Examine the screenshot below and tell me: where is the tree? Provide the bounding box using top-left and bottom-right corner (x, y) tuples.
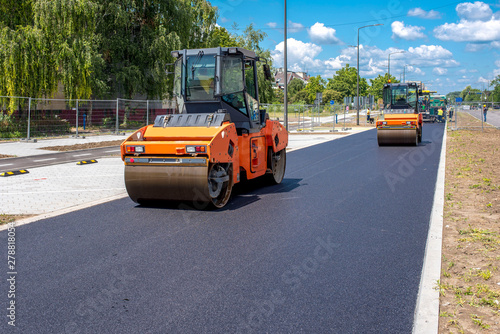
(460, 85), (481, 102)
(208, 26), (238, 48)
(446, 91), (461, 102)
(304, 76), (326, 104)
(367, 73), (400, 100)
(94, 0), (218, 99)
(322, 89), (343, 104)
(290, 90), (308, 104)
(0, 0), (100, 111)
(327, 64), (368, 101)
(288, 78), (305, 98)
(491, 75), (500, 102)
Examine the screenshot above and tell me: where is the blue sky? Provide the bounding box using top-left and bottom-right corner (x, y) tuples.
(211, 0), (500, 94)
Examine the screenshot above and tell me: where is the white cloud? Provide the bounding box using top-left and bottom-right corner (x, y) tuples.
(288, 20), (305, 33)
(272, 38), (323, 70)
(414, 68), (425, 75)
(308, 22), (341, 45)
(433, 67), (448, 75)
(478, 76), (490, 83)
(407, 8), (442, 19)
(456, 1), (492, 21)
(273, 40), (458, 83)
(220, 17), (230, 23)
(434, 18), (500, 42)
(495, 60), (500, 67)
(266, 22), (277, 28)
(391, 21), (426, 40)
(434, 2), (500, 43)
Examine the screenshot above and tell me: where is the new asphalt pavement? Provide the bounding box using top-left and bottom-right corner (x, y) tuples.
(0, 124), (445, 333)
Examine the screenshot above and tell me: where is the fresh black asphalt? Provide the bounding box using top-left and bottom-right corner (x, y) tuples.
(0, 146), (121, 172)
(1, 124), (445, 333)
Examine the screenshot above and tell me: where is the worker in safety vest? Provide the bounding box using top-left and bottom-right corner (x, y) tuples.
(438, 108), (444, 122)
(366, 108), (370, 123)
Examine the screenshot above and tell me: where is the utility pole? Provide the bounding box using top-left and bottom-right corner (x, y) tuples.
(284, 0), (288, 131)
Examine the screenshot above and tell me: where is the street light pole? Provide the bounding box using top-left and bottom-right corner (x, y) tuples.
(388, 51), (405, 81)
(403, 64), (415, 83)
(356, 23), (383, 125)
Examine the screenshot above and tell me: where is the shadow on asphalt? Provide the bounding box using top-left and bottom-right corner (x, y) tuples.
(132, 177), (302, 212)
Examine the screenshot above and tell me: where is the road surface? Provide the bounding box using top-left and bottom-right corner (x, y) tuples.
(1, 124), (445, 333)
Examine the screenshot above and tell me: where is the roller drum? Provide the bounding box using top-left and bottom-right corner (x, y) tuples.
(125, 165), (212, 204)
(377, 129), (418, 146)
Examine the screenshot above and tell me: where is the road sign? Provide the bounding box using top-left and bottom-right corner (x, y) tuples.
(330, 100), (335, 105)
(455, 97), (463, 102)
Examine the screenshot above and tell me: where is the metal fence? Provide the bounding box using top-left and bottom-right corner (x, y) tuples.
(0, 97), (380, 139)
(0, 96), (176, 140)
(448, 102), (500, 131)
(262, 103), (376, 131)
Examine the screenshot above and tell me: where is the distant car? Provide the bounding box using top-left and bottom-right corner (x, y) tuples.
(494, 105), (500, 109)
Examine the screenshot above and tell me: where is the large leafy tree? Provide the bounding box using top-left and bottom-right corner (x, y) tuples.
(208, 26), (238, 48)
(0, 0), (220, 109)
(327, 64), (368, 101)
(234, 24), (274, 103)
(95, 0), (217, 99)
(0, 0), (100, 111)
(304, 75), (326, 104)
(367, 73), (399, 100)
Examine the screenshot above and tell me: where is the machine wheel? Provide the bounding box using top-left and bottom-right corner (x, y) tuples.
(207, 163), (233, 209)
(267, 149), (286, 184)
(418, 127), (422, 143)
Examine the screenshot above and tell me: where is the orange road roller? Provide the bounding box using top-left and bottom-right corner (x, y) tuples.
(121, 47), (288, 208)
(376, 83), (423, 146)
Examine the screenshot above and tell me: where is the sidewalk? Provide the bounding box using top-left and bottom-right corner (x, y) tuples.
(0, 128), (373, 216)
(0, 133), (129, 157)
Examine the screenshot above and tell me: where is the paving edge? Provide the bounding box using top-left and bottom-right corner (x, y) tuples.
(0, 192), (128, 232)
(412, 125), (447, 333)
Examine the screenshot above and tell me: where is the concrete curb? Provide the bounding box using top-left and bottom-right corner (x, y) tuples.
(412, 125), (447, 333)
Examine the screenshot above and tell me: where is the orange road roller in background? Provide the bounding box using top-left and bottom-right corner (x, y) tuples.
(121, 47), (288, 208)
(376, 82), (423, 146)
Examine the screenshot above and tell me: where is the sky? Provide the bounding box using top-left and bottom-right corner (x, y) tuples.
(210, 0), (500, 94)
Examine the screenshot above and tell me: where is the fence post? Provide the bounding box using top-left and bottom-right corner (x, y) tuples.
(75, 99), (79, 138)
(115, 98), (119, 134)
(146, 100), (149, 125)
(27, 97), (31, 140)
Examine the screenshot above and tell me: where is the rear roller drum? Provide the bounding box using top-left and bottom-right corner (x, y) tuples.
(267, 149), (286, 184)
(207, 163), (233, 208)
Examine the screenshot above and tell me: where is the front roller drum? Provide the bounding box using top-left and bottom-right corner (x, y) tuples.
(377, 129), (418, 146)
(124, 163), (233, 209)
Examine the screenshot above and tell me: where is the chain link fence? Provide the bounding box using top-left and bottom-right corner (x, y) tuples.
(448, 102), (500, 131)
(0, 96), (176, 140)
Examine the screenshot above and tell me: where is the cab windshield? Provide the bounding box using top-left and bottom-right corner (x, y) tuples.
(391, 86), (408, 106)
(185, 54), (216, 101)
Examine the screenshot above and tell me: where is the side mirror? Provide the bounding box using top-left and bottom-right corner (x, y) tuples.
(263, 64), (272, 81)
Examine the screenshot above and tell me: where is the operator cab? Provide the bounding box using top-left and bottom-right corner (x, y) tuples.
(171, 47), (270, 134)
(383, 83), (418, 114)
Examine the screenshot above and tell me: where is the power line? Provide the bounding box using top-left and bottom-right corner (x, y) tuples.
(224, 2), (461, 31)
